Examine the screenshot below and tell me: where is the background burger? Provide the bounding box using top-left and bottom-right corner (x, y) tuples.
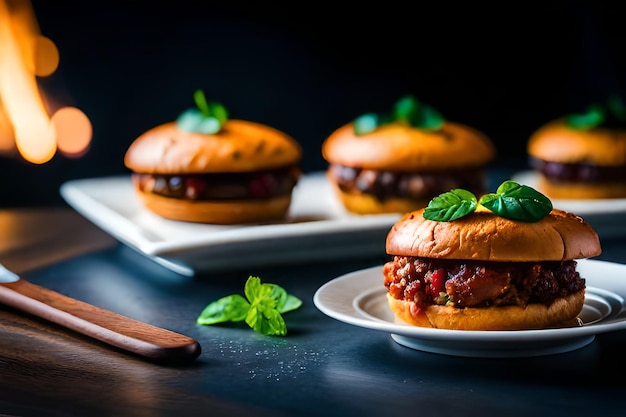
(383, 181), (602, 330)
(321, 95), (496, 215)
(124, 90), (302, 224)
(527, 95), (626, 199)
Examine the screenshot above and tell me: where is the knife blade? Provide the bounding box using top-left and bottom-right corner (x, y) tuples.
(0, 263), (201, 363)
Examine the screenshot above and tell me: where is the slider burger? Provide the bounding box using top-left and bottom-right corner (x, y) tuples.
(321, 95), (496, 214)
(383, 180), (602, 330)
(528, 95), (626, 199)
(124, 90), (302, 224)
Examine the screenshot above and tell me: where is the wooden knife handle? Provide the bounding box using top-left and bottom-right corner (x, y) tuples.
(0, 280), (201, 363)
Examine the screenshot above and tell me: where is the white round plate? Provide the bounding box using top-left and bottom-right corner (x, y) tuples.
(313, 259), (626, 358)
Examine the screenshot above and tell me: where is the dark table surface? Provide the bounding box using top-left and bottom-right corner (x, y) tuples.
(1, 178), (626, 417)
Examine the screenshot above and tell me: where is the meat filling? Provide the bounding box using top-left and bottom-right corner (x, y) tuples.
(383, 256), (585, 309)
(530, 157), (626, 182)
(133, 167), (300, 200)
(329, 164), (488, 202)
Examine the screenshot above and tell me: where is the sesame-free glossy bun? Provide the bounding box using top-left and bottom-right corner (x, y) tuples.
(528, 119), (626, 165)
(124, 120), (301, 174)
(322, 121), (495, 171)
(386, 208), (602, 262)
(387, 291), (585, 330)
(528, 119), (626, 199)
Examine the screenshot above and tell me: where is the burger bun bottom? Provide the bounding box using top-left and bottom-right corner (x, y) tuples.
(135, 189), (292, 224)
(329, 182), (429, 215)
(537, 176), (626, 199)
(386, 291), (585, 330)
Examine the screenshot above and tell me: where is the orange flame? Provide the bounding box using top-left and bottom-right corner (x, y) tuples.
(0, 0), (91, 164)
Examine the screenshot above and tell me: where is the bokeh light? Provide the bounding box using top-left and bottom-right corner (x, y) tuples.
(0, 0), (91, 164)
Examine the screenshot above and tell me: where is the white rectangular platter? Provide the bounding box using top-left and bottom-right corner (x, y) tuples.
(60, 172), (400, 276)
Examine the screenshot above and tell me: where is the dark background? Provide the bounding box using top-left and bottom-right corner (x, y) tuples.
(3, 0), (626, 206)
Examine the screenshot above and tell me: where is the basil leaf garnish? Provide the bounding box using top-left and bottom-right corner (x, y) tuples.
(478, 180), (553, 222)
(353, 113), (380, 135)
(565, 103), (605, 130)
(422, 180), (554, 223)
(176, 89), (228, 134)
(423, 189), (478, 222)
(394, 95), (444, 130)
(353, 95), (444, 135)
(565, 94), (626, 130)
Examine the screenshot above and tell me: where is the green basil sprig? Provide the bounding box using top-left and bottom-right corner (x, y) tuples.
(422, 189), (478, 222)
(423, 180), (553, 222)
(565, 103), (605, 130)
(196, 276), (302, 336)
(566, 94), (626, 130)
(176, 89), (229, 134)
(353, 95), (444, 135)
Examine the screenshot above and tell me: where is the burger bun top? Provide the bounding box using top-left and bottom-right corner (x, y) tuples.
(528, 119), (626, 166)
(322, 121), (495, 171)
(386, 207), (602, 262)
(124, 120), (302, 174)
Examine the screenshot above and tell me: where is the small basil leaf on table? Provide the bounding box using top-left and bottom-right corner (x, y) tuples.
(196, 276), (302, 336)
(196, 294), (250, 325)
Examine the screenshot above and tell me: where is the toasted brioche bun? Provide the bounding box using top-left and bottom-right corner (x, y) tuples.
(125, 120), (301, 173)
(124, 120), (301, 224)
(528, 119), (626, 199)
(385, 207), (601, 330)
(386, 208), (602, 262)
(322, 121), (495, 171)
(387, 291), (585, 330)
